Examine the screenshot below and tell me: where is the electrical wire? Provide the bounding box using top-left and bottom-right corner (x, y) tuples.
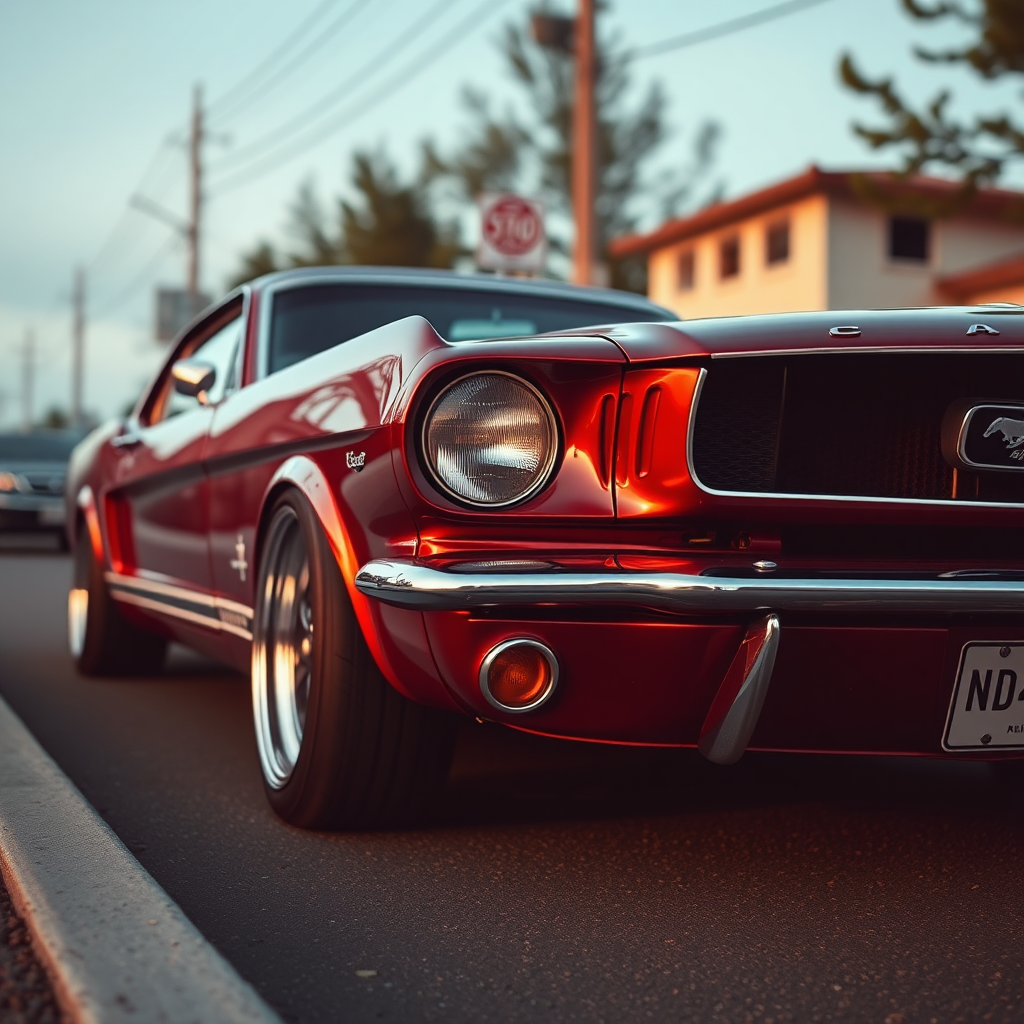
(207, 0), (340, 118)
(210, 0), (515, 196)
(631, 0), (836, 60)
(82, 1), (359, 299)
(211, 0), (462, 173)
(90, 236), (181, 320)
(208, 0), (372, 125)
(85, 137), (182, 277)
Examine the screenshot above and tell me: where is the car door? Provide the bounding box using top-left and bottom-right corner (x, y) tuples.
(107, 299), (244, 613)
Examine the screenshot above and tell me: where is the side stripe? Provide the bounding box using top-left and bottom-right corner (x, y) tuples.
(105, 572), (253, 642)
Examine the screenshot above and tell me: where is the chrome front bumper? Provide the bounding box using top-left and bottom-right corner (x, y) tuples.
(355, 560), (1024, 614)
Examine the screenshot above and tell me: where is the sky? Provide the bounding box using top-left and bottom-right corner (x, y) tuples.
(1, 0), (1019, 429)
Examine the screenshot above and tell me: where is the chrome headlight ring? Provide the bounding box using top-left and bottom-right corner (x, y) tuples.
(420, 370), (560, 509)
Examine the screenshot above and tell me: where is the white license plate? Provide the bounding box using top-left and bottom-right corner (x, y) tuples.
(944, 642), (1024, 750)
(38, 506), (65, 525)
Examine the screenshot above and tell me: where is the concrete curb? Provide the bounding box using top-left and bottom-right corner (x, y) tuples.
(0, 694), (283, 1024)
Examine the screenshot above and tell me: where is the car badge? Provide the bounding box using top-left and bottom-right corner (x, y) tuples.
(942, 401), (1024, 472)
(346, 451), (366, 472)
(230, 534), (248, 581)
(967, 323), (1000, 336)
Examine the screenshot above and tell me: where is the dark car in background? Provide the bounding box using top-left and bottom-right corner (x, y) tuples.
(0, 431), (80, 543)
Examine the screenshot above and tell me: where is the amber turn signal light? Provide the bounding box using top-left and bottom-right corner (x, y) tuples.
(479, 639), (559, 713)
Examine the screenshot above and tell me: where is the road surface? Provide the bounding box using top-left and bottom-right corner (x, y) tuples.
(0, 545), (1021, 1023)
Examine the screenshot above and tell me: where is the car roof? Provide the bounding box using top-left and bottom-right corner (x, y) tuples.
(249, 266), (676, 319)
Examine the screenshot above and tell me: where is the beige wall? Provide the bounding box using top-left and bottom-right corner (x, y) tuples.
(646, 194), (829, 318)
(645, 189), (1024, 317)
(826, 198), (936, 309)
(827, 199), (1024, 309)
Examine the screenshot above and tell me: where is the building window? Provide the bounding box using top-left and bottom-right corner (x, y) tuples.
(766, 220), (790, 265)
(677, 249), (695, 290)
(719, 236), (740, 279)
(889, 216), (930, 262)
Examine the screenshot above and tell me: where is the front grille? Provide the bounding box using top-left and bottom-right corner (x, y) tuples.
(690, 353), (1024, 503)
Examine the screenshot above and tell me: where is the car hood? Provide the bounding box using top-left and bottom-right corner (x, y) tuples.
(586, 306), (1024, 362)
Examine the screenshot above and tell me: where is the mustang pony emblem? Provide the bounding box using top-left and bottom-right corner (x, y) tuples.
(983, 416), (1024, 450)
(230, 534), (248, 581)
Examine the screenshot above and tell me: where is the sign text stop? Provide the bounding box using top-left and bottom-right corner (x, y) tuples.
(476, 193), (546, 273)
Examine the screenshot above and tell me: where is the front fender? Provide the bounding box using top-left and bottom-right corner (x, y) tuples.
(258, 455), (463, 714)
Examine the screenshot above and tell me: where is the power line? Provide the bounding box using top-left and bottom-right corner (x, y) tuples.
(211, 0), (514, 196)
(208, 0), (371, 125)
(211, 0), (462, 175)
(207, 0), (341, 118)
(84, 0), (355, 303)
(90, 236), (181, 321)
(85, 136), (182, 278)
(632, 0), (835, 59)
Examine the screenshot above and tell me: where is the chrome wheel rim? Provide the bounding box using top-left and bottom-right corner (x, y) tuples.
(68, 533), (91, 658)
(67, 587), (88, 657)
(253, 508), (313, 789)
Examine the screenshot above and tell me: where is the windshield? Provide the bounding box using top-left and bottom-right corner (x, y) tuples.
(268, 283), (668, 374)
(0, 433), (78, 462)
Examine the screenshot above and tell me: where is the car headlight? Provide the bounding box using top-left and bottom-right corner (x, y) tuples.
(0, 471), (22, 493)
(422, 372), (558, 507)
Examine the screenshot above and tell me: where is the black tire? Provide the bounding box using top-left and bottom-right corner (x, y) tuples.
(252, 492), (457, 830)
(68, 523), (167, 677)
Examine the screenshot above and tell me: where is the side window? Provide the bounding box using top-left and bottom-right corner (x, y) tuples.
(149, 312), (243, 424)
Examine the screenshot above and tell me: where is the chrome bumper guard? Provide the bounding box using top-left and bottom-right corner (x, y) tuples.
(355, 560), (1024, 614)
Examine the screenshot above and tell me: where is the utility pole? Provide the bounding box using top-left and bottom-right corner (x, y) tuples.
(533, 2), (598, 286)
(572, 0), (596, 286)
(71, 267), (84, 429)
(187, 83), (203, 301)
(21, 330), (34, 433)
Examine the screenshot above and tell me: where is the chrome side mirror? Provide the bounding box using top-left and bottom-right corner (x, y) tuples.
(171, 358), (217, 405)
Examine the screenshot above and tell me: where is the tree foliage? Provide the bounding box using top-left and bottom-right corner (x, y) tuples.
(426, 14), (722, 291)
(840, 0), (1024, 212)
(232, 7), (719, 292)
(230, 149), (459, 288)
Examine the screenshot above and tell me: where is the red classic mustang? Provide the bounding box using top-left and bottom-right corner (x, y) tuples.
(66, 268), (1024, 828)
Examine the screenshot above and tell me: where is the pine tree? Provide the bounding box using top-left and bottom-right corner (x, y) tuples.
(425, 13), (721, 291)
(230, 149), (459, 287)
(840, 0), (1024, 213)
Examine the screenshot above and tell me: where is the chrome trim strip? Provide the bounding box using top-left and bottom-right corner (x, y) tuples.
(110, 590), (223, 631)
(109, 571), (217, 606)
(106, 572), (253, 639)
(216, 596), (254, 618)
(698, 614), (780, 765)
(355, 559), (1024, 614)
(711, 346), (1024, 359)
(685, 364), (1024, 509)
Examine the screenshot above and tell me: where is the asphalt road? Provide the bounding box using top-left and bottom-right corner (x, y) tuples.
(1, 546), (1023, 1023)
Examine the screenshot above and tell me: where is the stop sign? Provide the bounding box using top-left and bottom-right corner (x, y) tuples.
(477, 193), (546, 273)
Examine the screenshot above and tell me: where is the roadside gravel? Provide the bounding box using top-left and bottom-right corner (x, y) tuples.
(0, 870), (62, 1024)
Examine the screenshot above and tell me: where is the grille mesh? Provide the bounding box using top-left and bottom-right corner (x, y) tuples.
(691, 353), (1024, 503)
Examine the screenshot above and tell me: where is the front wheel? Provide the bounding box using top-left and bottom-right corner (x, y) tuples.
(252, 492), (457, 830)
